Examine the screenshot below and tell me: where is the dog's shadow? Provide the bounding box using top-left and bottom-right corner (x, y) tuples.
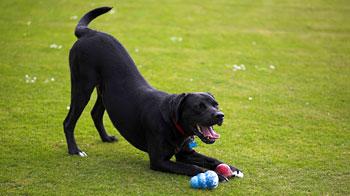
(55, 138), (177, 183)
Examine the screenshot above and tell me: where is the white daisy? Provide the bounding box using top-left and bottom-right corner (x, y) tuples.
(50, 44), (58, 49)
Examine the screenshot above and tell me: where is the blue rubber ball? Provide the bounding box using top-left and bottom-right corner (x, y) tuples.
(197, 173), (207, 188)
(190, 170), (219, 189)
(205, 171), (219, 189)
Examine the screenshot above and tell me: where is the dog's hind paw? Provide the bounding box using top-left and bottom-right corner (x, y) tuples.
(78, 151), (88, 157)
(102, 135), (118, 143)
(69, 150), (88, 157)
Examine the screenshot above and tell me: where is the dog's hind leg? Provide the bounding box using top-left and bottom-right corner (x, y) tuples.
(63, 79), (95, 157)
(91, 87), (117, 142)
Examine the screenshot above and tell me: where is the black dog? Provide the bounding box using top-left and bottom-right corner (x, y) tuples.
(63, 7), (243, 181)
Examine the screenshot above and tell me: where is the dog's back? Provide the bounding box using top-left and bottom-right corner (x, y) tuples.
(70, 7), (147, 86)
(66, 7), (162, 153)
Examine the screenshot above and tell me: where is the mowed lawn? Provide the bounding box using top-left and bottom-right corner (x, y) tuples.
(1, 0), (349, 195)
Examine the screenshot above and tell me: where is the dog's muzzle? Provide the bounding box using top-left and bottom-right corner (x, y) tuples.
(193, 112), (224, 144)
(214, 111), (224, 126)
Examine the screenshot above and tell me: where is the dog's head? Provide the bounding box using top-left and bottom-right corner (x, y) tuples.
(162, 92), (224, 144)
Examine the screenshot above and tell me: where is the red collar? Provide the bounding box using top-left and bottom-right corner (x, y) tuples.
(172, 118), (185, 135)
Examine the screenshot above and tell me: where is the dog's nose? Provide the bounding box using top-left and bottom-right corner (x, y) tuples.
(214, 112), (224, 121)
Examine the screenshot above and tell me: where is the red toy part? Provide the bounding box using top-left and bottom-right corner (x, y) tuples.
(215, 163), (233, 178)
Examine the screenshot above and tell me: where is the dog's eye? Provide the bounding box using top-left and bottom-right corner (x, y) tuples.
(199, 102), (207, 109)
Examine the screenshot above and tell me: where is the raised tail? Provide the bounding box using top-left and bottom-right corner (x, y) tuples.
(75, 6), (112, 38)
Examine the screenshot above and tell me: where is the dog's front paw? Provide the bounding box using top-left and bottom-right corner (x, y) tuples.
(102, 135), (118, 143)
(232, 170), (244, 178)
(229, 166), (244, 178)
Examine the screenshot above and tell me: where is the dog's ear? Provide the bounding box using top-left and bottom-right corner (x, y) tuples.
(160, 93), (189, 124)
(206, 92), (215, 99)
(172, 93), (189, 122)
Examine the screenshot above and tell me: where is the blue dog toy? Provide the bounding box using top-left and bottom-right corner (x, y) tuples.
(188, 137), (198, 150)
(190, 170), (219, 189)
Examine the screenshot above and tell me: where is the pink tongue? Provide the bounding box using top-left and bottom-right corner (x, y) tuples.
(210, 128), (220, 139)
(201, 127), (220, 139)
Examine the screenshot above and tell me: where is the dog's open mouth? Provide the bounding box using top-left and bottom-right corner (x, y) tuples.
(194, 124), (220, 144)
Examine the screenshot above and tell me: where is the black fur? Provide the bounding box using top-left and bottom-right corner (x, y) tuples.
(63, 7), (240, 181)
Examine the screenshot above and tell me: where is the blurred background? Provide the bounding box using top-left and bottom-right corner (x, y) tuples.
(1, 0), (349, 195)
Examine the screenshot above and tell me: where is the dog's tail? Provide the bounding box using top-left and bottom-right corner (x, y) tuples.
(75, 7), (112, 38)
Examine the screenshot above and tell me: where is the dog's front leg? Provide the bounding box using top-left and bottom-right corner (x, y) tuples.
(175, 150), (243, 180)
(175, 150), (222, 170)
(150, 159), (206, 176)
(147, 141), (206, 176)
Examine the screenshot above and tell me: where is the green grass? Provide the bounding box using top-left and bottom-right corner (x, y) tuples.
(1, 0), (349, 195)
